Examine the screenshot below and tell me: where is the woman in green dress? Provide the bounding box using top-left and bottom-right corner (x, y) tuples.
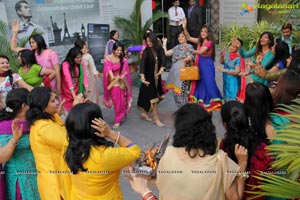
(0, 88), (40, 199)
(18, 49), (55, 87)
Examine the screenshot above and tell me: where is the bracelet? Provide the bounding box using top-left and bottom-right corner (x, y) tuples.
(142, 191), (156, 200)
(127, 143), (136, 148)
(115, 131), (120, 144)
(10, 138), (18, 146)
(236, 171), (249, 180)
(12, 35), (18, 42)
(142, 191), (152, 198)
(69, 87), (74, 91)
(146, 196), (156, 200)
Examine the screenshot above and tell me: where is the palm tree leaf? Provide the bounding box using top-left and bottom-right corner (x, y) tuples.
(113, 0), (168, 46)
(247, 174), (300, 198)
(248, 97), (300, 198)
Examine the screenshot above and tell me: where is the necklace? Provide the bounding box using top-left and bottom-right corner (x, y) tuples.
(110, 55), (119, 63)
(261, 48), (270, 56)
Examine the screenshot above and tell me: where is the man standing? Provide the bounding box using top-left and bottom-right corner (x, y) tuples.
(14, 0), (48, 47)
(168, 0), (185, 48)
(184, 0), (202, 49)
(281, 23), (297, 54)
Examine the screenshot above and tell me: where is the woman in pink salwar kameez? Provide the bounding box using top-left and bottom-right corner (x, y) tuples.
(10, 21), (61, 96)
(61, 47), (88, 112)
(103, 42), (132, 129)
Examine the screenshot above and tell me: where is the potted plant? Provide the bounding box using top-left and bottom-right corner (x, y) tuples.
(113, 0), (168, 47)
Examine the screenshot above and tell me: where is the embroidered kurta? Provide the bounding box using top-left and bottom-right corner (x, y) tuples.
(35, 49), (59, 92)
(223, 53), (241, 101)
(61, 61), (88, 111)
(137, 46), (166, 112)
(0, 73), (22, 108)
(238, 47), (275, 85)
(0, 120), (40, 200)
(103, 56), (132, 123)
(82, 53), (99, 104)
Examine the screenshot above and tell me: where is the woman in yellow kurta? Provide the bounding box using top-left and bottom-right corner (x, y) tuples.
(26, 87), (67, 200)
(62, 103), (141, 200)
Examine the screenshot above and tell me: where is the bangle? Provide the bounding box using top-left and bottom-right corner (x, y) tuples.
(142, 191), (156, 200)
(142, 191), (152, 198)
(127, 143), (135, 148)
(115, 131), (120, 144)
(70, 87), (74, 91)
(236, 171), (249, 180)
(10, 138), (18, 146)
(12, 35), (17, 42)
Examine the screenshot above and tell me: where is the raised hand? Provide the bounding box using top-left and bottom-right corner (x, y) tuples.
(234, 144), (248, 167)
(220, 49), (225, 58)
(57, 99), (66, 116)
(91, 118), (112, 138)
(256, 55), (263, 65)
(182, 18), (187, 29)
(215, 65), (223, 72)
(73, 93), (85, 106)
(232, 38), (241, 49)
(11, 119), (23, 142)
(162, 37), (168, 45)
(11, 20), (20, 33)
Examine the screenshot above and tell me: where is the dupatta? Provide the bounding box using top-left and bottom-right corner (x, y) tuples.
(188, 41), (213, 102)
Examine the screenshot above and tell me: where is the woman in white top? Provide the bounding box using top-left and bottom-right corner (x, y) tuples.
(0, 55), (32, 109)
(75, 39), (100, 104)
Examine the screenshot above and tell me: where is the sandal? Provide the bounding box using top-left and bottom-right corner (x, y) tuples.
(112, 123), (120, 129)
(154, 119), (165, 128)
(140, 113), (152, 122)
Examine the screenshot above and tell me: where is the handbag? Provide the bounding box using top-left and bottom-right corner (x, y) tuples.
(179, 61), (200, 81)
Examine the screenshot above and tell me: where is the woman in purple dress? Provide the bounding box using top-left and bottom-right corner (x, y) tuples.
(183, 20), (223, 111)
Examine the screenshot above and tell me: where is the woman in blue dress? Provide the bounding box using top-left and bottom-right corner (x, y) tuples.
(183, 20), (222, 111)
(217, 40), (242, 101)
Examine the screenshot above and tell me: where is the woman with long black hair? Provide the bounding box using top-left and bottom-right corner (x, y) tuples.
(60, 47), (88, 112)
(103, 42), (132, 129)
(62, 102), (141, 199)
(137, 32), (166, 127)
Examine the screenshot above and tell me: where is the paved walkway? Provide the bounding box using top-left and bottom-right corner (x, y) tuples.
(96, 48), (226, 198)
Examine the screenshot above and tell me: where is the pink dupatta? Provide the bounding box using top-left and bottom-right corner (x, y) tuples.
(103, 56), (132, 110)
